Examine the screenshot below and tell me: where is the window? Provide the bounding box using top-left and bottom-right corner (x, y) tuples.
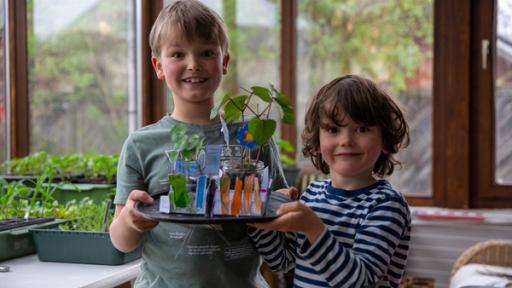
(3, 0), (511, 208)
(27, 0), (138, 154)
(472, 0), (512, 208)
(495, 0), (512, 185)
(295, 0), (434, 197)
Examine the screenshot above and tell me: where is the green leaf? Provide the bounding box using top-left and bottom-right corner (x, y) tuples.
(273, 91), (294, 125)
(248, 118), (276, 145)
(168, 173), (189, 208)
(166, 150), (179, 162)
(251, 86), (272, 103)
(170, 124), (187, 142)
(276, 140), (295, 153)
(279, 154), (297, 168)
(224, 95), (247, 122)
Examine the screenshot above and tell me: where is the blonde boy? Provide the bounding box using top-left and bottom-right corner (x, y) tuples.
(109, 1), (286, 287)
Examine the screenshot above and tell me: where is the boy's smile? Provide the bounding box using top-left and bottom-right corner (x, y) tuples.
(319, 115), (383, 189)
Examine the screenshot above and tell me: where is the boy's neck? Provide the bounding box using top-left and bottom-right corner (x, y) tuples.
(171, 103), (218, 125)
(330, 173), (377, 190)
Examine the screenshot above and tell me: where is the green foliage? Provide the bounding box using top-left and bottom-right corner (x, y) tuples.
(213, 84), (293, 146)
(0, 177), (108, 225)
(298, 0), (433, 94)
(57, 198), (113, 232)
(27, 0), (130, 154)
(167, 124), (204, 163)
(0, 152), (119, 184)
(275, 140), (297, 168)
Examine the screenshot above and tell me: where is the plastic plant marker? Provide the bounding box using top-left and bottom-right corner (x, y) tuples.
(254, 177), (262, 214)
(230, 177), (243, 216)
(220, 175), (230, 215)
(243, 175), (254, 215)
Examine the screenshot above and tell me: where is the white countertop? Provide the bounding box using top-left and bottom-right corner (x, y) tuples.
(0, 254), (141, 288)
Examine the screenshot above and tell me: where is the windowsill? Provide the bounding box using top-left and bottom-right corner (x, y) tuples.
(410, 206), (512, 226)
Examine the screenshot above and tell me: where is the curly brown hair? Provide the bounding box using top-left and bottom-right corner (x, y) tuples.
(302, 75), (410, 177)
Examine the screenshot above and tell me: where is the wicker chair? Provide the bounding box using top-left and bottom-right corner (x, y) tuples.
(450, 239), (512, 278)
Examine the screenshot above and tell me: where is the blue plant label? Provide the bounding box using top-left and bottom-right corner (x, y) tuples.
(195, 175), (207, 209)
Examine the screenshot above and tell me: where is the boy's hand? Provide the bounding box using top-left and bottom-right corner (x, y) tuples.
(121, 190), (159, 232)
(275, 186), (299, 200)
(251, 201), (324, 244)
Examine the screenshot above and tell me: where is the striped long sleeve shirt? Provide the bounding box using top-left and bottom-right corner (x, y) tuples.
(249, 179), (411, 287)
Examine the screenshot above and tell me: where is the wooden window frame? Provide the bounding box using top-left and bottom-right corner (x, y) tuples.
(6, 0), (511, 208)
(471, 0), (512, 208)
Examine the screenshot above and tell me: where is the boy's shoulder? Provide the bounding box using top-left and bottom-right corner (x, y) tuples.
(369, 180), (409, 208)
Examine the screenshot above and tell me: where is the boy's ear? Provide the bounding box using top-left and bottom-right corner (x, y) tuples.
(222, 53), (230, 75)
(151, 55), (165, 80)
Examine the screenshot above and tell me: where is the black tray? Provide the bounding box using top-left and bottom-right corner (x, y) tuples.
(0, 217), (55, 232)
(135, 192), (292, 224)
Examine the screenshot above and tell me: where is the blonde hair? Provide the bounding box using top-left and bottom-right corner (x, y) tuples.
(149, 0), (229, 57)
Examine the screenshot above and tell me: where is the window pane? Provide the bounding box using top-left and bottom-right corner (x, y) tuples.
(296, 0), (434, 196)
(0, 0), (6, 162)
(496, 0), (512, 184)
(28, 0), (137, 154)
(163, 0), (281, 119)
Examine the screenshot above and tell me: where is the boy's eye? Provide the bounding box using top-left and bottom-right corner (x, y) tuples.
(202, 50), (216, 57)
(355, 126), (369, 133)
(322, 126), (339, 134)
(171, 52), (184, 58)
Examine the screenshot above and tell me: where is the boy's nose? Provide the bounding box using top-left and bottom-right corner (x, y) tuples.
(187, 56), (201, 71)
(337, 131), (353, 147)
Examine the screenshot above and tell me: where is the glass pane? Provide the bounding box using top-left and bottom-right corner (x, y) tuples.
(163, 0), (281, 120)
(296, 0), (434, 196)
(496, 0), (512, 184)
(0, 0), (6, 162)
(28, 0), (136, 154)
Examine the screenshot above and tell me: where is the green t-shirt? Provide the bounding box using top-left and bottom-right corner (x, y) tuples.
(115, 115), (287, 288)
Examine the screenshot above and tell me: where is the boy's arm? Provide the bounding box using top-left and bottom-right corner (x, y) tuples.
(295, 196), (410, 287)
(247, 227), (297, 273)
(110, 136), (158, 252)
(109, 190), (158, 252)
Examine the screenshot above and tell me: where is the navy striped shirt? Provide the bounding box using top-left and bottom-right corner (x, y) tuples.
(249, 179), (411, 287)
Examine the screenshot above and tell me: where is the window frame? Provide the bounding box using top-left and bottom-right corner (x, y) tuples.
(471, 0), (512, 208)
(5, 0), (511, 208)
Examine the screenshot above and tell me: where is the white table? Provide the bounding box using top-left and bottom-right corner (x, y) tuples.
(0, 254), (141, 288)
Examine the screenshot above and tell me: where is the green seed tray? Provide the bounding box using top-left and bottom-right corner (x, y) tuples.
(0, 218), (67, 261)
(30, 228), (142, 265)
